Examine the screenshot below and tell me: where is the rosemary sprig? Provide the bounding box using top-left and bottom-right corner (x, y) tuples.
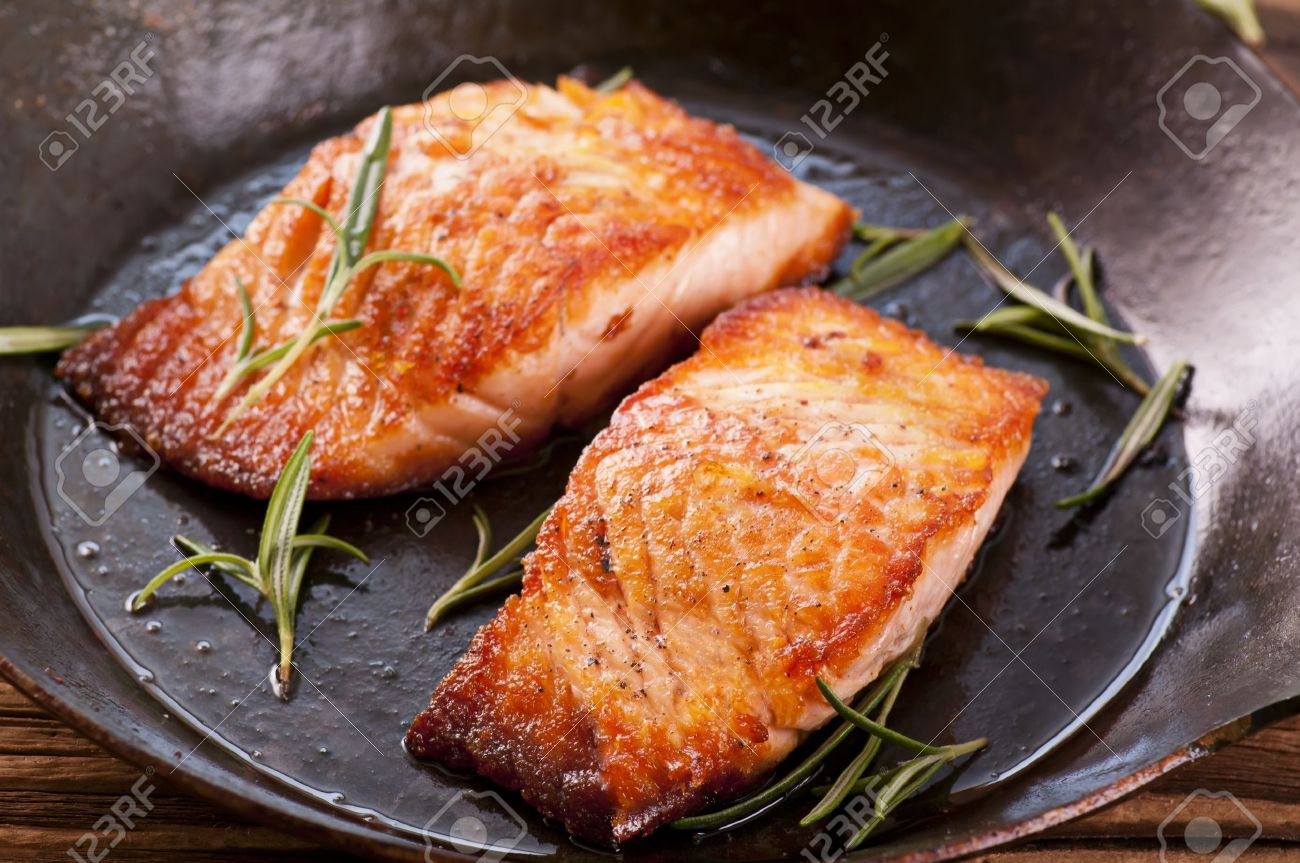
(670, 650), (917, 831)
(814, 677), (942, 753)
(833, 218), (967, 301)
(963, 236), (1144, 344)
(594, 66), (634, 93)
(955, 302), (1148, 391)
(0, 324), (104, 355)
(128, 431), (367, 698)
(1056, 359), (1190, 508)
(836, 736), (988, 849)
(212, 276), (363, 401)
(1046, 213), (1149, 394)
(216, 107), (461, 432)
(957, 317), (1094, 361)
(800, 646), (915, 825)
(425, 505), (552, 630)
(672, 641), (985, 843)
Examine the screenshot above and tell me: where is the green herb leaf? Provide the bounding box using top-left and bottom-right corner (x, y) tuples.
(238, 319), (364, 376)
(130, 432), (365, 702)
(215, 107), (463, 431)
(814, 677), (942, 753)
(350, 250), (461, 288)
(233, 277), (256, 362)
(843, 737), (987, 849)
(130, 552), (257, 609)
(425, 505), (552, 630)
(852, 223), (925, 243)
(670, 651), (914, 832)
(172, 534), (262, 588)
(429, 569), (524, 618)
(594, 66), (634, 93)
(291, 534), (370, 560)
(956, 318), (1094, 361)
(0, 325), (103, 355)
(963, 237), (1145, 344)
(270, 196), (343, 238)
(800, 645), (915, 825)
(1056, 359), (1190, 508)
(834, 218), (967, 301)
(330, 107), (394, 283)
(286, 513), (332, 625)
(258, 431), (315, 697)
(1046, 214), (1149, 394)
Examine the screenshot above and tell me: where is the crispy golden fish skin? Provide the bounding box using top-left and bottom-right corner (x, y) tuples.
(406, 287), (1048, 845)
(56, 78), (854, 499)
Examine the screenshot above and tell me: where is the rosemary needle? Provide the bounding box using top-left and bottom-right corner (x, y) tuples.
(1056, 359), (1190, 508)
(594, 66), (634, 93)
(834, 217), (967, 301)
(963, 236), (1144, 344)
(843, 736), (988, 849)
(129, 431), (367, 698)
(425, 505), (552, 630)
(814, 677), (943, 754)
(800, 645), (916, 825)
(0, 324), (103, 355)
(1046, 213), (1149, 394)
(430, 569), (525, 618)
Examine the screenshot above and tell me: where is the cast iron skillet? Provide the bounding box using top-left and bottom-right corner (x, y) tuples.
(3, 1), (1299, 860)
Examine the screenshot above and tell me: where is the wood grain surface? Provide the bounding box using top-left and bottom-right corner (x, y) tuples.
(5, 1), (1300, 860)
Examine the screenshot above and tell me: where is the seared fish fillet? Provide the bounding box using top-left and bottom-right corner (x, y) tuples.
(406, 288), (1048, 844)
(57, 78), (853, 499)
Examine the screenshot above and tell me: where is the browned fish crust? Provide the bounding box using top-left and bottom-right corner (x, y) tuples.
(408, 288), (1047, 845)
(57, 79), (853, 499)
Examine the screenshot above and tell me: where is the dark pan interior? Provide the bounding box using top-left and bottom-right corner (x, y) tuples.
(3, 2), (1300, 861)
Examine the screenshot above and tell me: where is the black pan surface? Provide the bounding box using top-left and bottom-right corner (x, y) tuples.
(2, 2), (1299, 861)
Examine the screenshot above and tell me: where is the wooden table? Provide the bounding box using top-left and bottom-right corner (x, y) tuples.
(3, 676), (1299, 862)
(7, 3), (1300, 860)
